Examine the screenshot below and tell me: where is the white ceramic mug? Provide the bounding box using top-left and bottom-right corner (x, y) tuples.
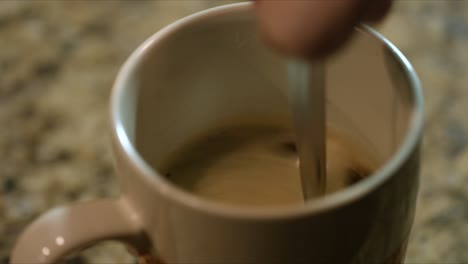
(12, 3), (424, 264)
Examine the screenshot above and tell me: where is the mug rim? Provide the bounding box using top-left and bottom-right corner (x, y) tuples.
(110, 2), (424, 219)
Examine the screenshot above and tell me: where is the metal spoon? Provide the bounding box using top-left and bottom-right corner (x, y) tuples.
(287, 60), (326, 199)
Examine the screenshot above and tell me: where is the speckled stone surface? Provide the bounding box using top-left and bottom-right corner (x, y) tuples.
(0, 1), (467, 263)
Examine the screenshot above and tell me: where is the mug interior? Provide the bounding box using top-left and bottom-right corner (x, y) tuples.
(111, 3), (423, 213)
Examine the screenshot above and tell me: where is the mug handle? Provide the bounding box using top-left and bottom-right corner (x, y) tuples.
(11, 198), (149, 264)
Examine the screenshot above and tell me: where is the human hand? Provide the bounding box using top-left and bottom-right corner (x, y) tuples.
(255, 0), (393, 60)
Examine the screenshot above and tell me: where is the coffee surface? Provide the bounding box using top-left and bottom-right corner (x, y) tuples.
(161, 125), (374, 207)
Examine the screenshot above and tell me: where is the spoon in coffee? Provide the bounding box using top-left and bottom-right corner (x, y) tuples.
(287, 60), (327, 199)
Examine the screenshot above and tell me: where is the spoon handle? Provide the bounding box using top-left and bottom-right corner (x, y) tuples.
(287, 60), (327, 199)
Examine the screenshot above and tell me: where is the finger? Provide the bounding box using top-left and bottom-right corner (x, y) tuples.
(363, 0), (393, 22)
(255, 0), (378, 60)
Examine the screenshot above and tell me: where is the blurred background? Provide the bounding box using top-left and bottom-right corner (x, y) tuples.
(0, 1), (467, 263)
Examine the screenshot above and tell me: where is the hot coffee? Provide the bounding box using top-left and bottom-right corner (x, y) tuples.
(161, 124), (377, 207)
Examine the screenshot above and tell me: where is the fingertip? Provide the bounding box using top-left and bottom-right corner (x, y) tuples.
(254, 1), (306, 58)
(255, 0), (365, 60)
(363, 0), (393, 22)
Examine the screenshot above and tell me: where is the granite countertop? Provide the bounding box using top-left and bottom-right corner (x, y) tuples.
(0, 1), (467, 263)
